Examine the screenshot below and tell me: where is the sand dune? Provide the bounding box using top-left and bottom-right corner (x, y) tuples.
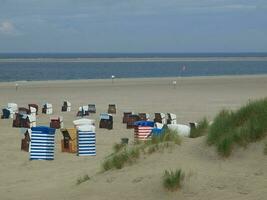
(0, 75), (266, 200)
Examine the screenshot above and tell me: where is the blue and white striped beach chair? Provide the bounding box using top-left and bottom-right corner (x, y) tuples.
(77, 125), (96, 156)
(30, 126), (56, 160)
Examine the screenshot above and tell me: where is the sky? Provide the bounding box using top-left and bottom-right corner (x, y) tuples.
(0, 0), (266, 53)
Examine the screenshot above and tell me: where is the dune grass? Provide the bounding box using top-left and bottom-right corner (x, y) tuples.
(264, 142), (267, 155)
(189, 117), (209, 138)
(76, 174), (90, 185)
(207, 98), (267, 157)
(102, 128), (181, 171)
(163, 169), (184, 191)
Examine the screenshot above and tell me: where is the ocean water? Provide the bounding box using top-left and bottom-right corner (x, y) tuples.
(0, 53), (267, 82)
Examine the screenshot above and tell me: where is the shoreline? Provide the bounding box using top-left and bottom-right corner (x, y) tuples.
(1, 56), (267, 63)
(0, 74), (267, 86)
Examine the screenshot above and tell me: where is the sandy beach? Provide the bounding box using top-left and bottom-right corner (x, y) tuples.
(0, 75), (266, 200)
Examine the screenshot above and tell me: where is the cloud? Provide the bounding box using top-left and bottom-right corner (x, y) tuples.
(0, 20), (18, 35)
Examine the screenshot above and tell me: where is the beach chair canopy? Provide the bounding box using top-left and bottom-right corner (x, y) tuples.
(77, 124), (95, 132)
(28, 104), (38, 112)
(73, 118), (95, 126)
(155, 113), (165, 118)
(134, 121), (154, 127)
(44, 103), (52, 108)
(88, 104), (96, 108)
(29, 107), (37, 113)
(50, 116), (63, 121)
(31, 126), (55, 134)
(79, 105), (89, 111)
(64, 101), (71, 106)
(100, 113), (112, 120)
(124, 112), (133, 116)
(19, 107), (29, 114)
(168, 113), (176, 120)
(7, 103), (18, 111)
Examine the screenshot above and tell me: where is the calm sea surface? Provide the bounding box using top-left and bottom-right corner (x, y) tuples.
(0, 53), (267, 82)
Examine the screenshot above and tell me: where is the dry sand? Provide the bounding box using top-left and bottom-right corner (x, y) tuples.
(0, 75), (266, 200)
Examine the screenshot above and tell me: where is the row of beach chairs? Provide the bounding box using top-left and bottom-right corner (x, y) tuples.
(21, 118), (96, 160)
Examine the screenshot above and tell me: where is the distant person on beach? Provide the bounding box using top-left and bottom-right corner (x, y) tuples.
(15, 83), (18, 91)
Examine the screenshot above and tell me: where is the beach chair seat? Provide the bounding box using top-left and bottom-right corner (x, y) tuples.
(60, 128), (77, 153)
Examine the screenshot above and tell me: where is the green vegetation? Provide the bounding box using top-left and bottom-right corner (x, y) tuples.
(207, 98), (267, 157)
(113, 143), (126, 153)
(189, 117), (209, 138)
(76, 174), (90, 185)
(264, 142), (267, 155)
(163, 169), (184, 191)
(102, 128), (181, 171)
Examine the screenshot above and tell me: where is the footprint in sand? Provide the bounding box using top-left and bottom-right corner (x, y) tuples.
(132, 177), (144, 183)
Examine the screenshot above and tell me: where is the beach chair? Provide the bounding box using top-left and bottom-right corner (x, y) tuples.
(88, 104), (96, 113)
(126, 114), (140, 129)
(99, 113), (113, 130)
(61, 101), (71, 112)
(138, 113), (150, 121)
(167, 113), (177, 124)
(122, 112), (133, 123)
(30, 126), (56, 160)
(21, 129), (31, 152)
(50, 116), (63, 129)
(108, 104), (116, 114)
(77, 125), (96, 156)
(1, 108), (11, 119)
(134, 121), (154, 141)
(12, 113), (31, 128)
(42, 103), (53, 114)
(28, 104), (38, 115)
(6, 103), (17, 119)
(60, 128), (77, 153)
(77, 105), (89, 117)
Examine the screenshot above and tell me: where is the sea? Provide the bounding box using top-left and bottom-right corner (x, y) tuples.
(0, 53), (267, 82)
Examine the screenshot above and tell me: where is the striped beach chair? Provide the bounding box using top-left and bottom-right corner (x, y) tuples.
(30, 126), (56, 160)
(134, 121), (154, 141)
(77, 125), (96, 156)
